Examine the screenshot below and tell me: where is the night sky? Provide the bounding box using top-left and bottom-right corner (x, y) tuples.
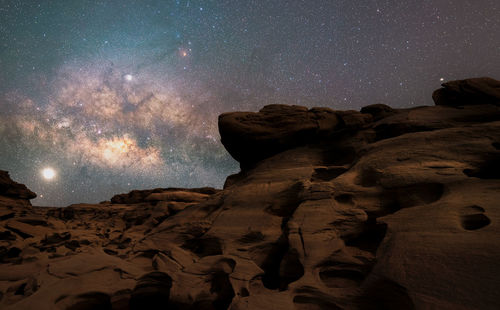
(1, 1), (499, 206)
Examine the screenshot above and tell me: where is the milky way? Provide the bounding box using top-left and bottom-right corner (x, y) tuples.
(1, 1), (499, 206)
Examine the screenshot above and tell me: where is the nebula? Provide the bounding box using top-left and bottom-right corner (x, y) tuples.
(0, 59), (237, 205)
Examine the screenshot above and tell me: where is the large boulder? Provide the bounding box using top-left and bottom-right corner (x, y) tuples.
(360, 103), (397, 121)
(218, 104), (339, 168)
(432, 77), (500, 107)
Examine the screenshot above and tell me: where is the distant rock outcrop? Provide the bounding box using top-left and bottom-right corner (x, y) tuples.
(432, 77), (500, 107)
(1, 78), (500, 309)
(109, 187), (219, 204)
(0, 170), (35, 210)
(0, 170), (36, 200)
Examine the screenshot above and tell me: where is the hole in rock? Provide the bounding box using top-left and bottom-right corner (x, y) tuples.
(210, 271), (236, 310)
(359, 278), (415, 310)
(460, 214), (491, 231)
(311, 167), (347, 182)
(463, 161), (500, 179)
(66, 292), (112, 310)
(182, 236), (223, 257)
(261, 218), (305, 290)
(260, 234), (289, 290)
(129, 272), (172, 310)
(239, 287), (249, 297)
(279, 248), (304, 290)
(334, 194), (354, 205)
(14, 283), (26, 295)
(493, 142), (500, 150)
(344, 221), (387, 254)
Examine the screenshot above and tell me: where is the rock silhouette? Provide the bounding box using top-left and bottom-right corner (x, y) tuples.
(1, 78), (500, 309)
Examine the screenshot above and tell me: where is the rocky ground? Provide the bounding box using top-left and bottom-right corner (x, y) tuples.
(1, 77), (499, 309)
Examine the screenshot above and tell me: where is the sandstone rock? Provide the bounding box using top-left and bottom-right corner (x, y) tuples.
(0, 171), (35, 211)
(360, 103), (397, 121)
(219, 104), (340, 167)
(145, 191), (210, 203)
(110, 187), (219, 204)
(335, 109), (373, 129)
(432, 77), (500, 107)
(0, 170), (36, 200)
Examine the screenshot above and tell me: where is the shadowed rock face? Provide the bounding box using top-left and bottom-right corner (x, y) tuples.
(0, 170), (36, 201)
(0, 170), (35, 213)
(1, 78), (500, 309)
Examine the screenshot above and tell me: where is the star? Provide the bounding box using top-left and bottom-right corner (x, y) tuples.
(41, 167), (56, 180)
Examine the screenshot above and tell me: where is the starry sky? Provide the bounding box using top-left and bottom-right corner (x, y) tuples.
(1, 0), (499, 206)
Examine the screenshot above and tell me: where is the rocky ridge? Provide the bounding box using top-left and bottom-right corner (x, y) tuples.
(0, 77), (499, 309)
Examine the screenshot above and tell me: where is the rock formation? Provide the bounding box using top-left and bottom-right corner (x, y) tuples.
(0, 170), (36, 209)
(1, 78), (500, 309)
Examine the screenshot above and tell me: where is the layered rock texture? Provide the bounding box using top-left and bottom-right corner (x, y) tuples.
(1, 78), (500, 309)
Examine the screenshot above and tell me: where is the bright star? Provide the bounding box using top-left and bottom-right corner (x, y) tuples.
(440, 78), (444, 82)
(124, 74), (133, 81)
(41, 167), (56, 180)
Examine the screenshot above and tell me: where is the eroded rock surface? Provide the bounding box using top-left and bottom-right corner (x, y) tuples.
(1, 78), (500, 309)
